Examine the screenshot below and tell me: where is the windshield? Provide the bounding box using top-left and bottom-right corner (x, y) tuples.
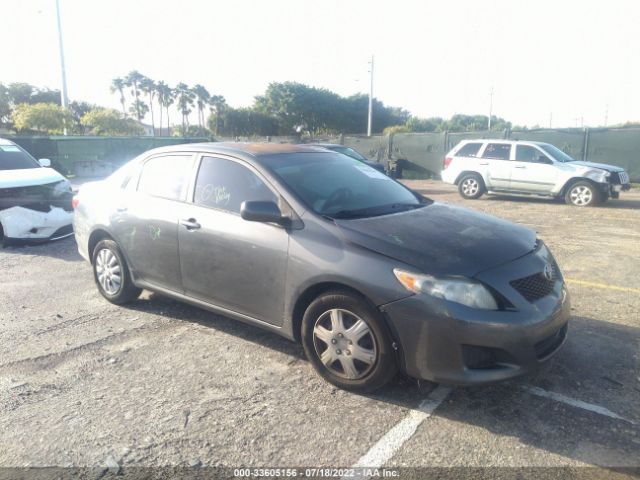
(539, 143), (575, 163)
(0, 144), (41, 170)
(331, 146), (368, 162)
(268, 152), (426, 219)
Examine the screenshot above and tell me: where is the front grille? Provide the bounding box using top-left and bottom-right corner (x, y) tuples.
(510, 264), (557, 302)
(534, 324), (568, 359)
(617, 171), (630, 185)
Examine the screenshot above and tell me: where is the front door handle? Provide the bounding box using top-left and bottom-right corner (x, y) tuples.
(180, 218), (201, 230)
(116, 206), (127, 212)
(479, 162), (489, 165)
(514, 166), (527, 169)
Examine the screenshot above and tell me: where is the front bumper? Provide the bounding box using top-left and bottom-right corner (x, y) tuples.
(381, 244), (571, 385)
(0, 206), (74, 245)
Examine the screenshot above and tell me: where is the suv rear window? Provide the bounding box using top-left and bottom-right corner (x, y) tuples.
(455, 142), (482, 158)
(482, 143), (511, 160)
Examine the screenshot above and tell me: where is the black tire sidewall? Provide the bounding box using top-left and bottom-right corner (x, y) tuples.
(458, 174), (484, 199)
(92, 239), (140, 304)
(301, 291), (397, 392)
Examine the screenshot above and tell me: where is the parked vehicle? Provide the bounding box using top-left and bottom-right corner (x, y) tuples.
(0, 138), (74, 245)
(74, 143), (570, 391)
(306, 143), (386, 173)
(442, 140), (631, 206)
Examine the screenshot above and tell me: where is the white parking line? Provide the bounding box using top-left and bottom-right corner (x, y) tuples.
(349, 385), (452, 475)
(523, 386), (637, 425)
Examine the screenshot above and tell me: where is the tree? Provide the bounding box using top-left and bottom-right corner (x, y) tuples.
(155, 81), (171, 135)
(174, 83), (194, 130)
(110, 78), (127, 117)
(128, 99), (149, 122)
(207, 94), (227, 136)
(80, 108), (144, 136)
(208, 107), (278, 137)
(124, 70), (144, 121)
(30, 88), (62, 105)
(139, 76), (156, 135)
(12, 103), (72, 134)
(69, 101), (98, 133)
(192, 84), (210, 129)
(7, 83), (34, 105)
(0, 83), (10, 124)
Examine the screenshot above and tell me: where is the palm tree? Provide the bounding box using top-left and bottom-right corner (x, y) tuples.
(175, 83), (195, 131)
(207, 94), (227, 136)
(110, 78), (127, 117)
(124, 70), (144, 121)
(155, 81), (171, 136)
(139, 76), (156, 135)
(192, 84), (210, 129)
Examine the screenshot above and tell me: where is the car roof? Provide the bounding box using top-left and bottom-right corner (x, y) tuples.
(138, 142), (333, 164)
(459, 139), (550, 146)
(0, 138), (17, 146)
(305, 143), (343, 148)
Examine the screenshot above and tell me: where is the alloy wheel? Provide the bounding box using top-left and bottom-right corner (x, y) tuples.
(570, 185), (593, 206)
(461, 178), (480, 196)
(312, 308), (377, 380)
(95, 248), (122, 295)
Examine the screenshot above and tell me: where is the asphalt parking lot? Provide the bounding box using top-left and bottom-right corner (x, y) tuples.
(1, 180), (639, 478)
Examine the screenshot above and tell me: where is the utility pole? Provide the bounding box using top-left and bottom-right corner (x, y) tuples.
(488, 86), (493, 131)
(55, 0), (69, 135)
(604, 104), (609, 127)
(549, 112), (553, 128)
(367, 55), (374, 137)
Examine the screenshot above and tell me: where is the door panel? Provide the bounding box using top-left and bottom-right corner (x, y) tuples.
(178, 205), (288, 324)
(480, 143), (513, 189)
(112, 154), (193, 291)
(510, 145), (558, 193)
(178, 155), (289, 326)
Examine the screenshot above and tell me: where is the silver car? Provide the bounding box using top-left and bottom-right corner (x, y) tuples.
(74, 143), (570, 391)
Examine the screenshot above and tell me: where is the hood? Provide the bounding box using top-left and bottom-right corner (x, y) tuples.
(335, 202), (537, 277)
(0, 167), (67, 189)
(568, 161), (624, 173)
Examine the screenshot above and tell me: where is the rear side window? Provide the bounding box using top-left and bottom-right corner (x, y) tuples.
(516, 145), (549, 163)
(455, 142), (482, 158)
(482, 143), (511, 160)
(194, 156), (277, 214)
(137, 155), (192, 200)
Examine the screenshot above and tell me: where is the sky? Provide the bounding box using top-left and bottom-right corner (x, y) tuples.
(5, 0), (640, 129)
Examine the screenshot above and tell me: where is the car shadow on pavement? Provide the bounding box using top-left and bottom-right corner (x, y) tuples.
(0, 236), (83, 262)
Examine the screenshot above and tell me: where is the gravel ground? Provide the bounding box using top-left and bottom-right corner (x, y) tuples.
(0, 181), (638, 478)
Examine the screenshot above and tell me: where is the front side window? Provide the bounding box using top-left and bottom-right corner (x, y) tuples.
(516, 145), (550, 163)
(455, 142), (483, 158)
(0, 144), (41, 170)
(482, 143), (512, 160)
(137, 155), (192, 200)
(194, 156), (277, 214)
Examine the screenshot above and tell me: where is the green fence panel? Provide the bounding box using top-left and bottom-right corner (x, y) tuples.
(586, 129), (640, 182)
(342, 135), (389, 164)
(391, 133), (446, 177)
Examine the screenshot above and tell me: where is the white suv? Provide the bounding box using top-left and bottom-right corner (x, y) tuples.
(441, 140), (631, 206)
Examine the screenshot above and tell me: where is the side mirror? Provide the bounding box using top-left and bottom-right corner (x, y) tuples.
(240, 201), (287, 224)
(39, 158), (52, 167)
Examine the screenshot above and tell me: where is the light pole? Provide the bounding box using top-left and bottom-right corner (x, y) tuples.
(55, 0), (69, 134)
(367, 55), (374, 137)
(488, 86), (493, 131)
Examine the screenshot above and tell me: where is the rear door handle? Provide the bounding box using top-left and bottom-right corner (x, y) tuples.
(479, 162), (489, 165)
(514, 166), (527, 169)
(180, 218), (201, 230)
(116, 206), (127, 212)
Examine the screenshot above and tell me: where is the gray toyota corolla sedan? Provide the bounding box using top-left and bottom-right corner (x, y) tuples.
(74, 143), (570, 392)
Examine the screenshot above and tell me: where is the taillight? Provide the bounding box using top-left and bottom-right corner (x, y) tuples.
(444, 156), (453, 169)
(72, 196), (79, 209)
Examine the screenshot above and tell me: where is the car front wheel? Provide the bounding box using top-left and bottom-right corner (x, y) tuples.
(565, 181), (601, 207)
(458, 174), (485, 199)
(92, 239), (141, 304)
(301, 291), (397, 392)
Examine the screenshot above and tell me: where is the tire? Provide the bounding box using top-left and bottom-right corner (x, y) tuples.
(92, 239), (141, 304)
(458, 173), (485, 199)
(564, 181), (601, 207)
(301, 290), (397, 392)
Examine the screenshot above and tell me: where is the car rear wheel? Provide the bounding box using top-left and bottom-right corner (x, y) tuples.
(92, 239), (141, 304)
(458, 174), (485, 199)
(301, 291), (397, 392)
(565, 181), (601, 207)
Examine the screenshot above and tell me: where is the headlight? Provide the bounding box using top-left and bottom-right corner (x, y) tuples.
(393, 268), (498, 310)
(52, 179), (72, 197)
